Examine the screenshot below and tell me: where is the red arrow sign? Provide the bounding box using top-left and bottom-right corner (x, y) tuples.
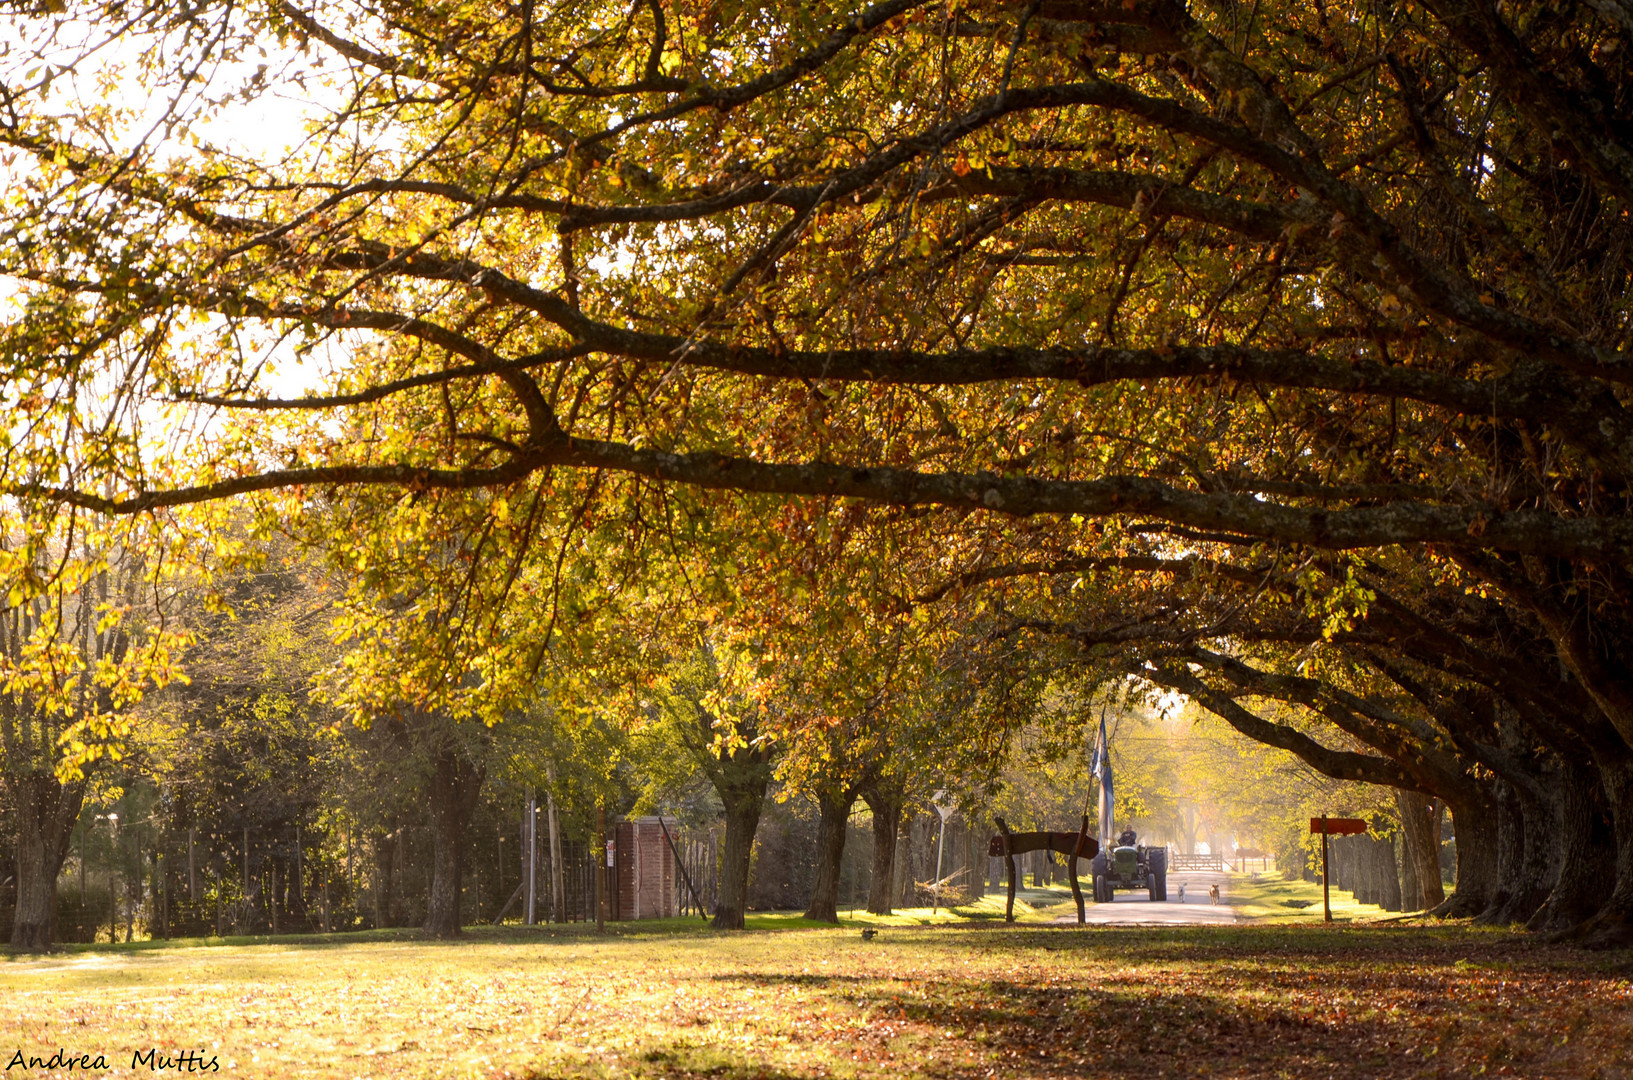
(1310, 817), (1368, 835)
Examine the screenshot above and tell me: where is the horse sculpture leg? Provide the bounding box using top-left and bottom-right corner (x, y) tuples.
(1070, 814), (1090, 924)
(1069, 858), (1085, 923)
(996, 817), (1017, 923)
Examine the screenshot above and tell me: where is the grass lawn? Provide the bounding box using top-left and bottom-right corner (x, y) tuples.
(5, 899), (1633, 1080)
(1226, 872), (1418, 923)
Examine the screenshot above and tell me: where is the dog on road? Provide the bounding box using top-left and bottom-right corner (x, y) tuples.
(1178, 883), (1186, 901)
(1209, 883), (1221, 905)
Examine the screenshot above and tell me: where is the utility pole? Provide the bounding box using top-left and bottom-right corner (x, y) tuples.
(545, 763), (565, 923)
(525, 788), (537, 926)
(106, 812), (119, 944)
(596, 804), (607, 933)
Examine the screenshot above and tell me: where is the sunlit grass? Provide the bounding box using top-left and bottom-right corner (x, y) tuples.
(742, 888), (1071, 928)
(5, 914), (1629, 1079)
(1228, 871), (1410, 922)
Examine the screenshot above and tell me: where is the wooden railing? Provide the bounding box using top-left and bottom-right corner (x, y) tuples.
(1168, 853), (1225, 872)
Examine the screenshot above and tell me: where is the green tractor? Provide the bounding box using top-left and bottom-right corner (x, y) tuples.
(1090, 829), (1168, 902)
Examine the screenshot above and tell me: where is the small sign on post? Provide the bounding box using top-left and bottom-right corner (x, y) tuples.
(1309, 817), (1368, 922)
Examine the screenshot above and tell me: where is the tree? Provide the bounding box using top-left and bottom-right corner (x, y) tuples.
(642, 644), (779, 930)
(5, 0), (1633, 938)
(1, 513), (185, 950)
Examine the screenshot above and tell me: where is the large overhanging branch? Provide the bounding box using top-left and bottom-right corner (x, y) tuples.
(171, 246), (1631, 470)
(913, 552), (1279, 604)
(1357, 582), (1617, 744)
(1357, 648), (1554, 804)
(1132, 660), (1425, 790)
(14, 427), (1633, 560)
(1179, 647), (1460, 782)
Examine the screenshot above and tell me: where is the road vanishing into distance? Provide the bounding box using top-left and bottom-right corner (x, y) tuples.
(1058, 870), (1240, 926)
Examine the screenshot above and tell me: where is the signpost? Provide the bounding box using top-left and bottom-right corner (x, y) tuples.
(1309, 817), (1368, 923)
(931, 790), (956, 914)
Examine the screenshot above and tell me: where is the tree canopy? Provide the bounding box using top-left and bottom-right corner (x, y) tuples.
(4, 0), (1633, 943)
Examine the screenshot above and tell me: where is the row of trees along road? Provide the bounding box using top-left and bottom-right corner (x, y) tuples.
(2, 0), (1633, 945)
(1, 520), (1056, 946)
(5, 524), (1411, 947)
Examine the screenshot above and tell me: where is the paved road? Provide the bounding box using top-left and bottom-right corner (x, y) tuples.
(1053, 870), (1239, 925)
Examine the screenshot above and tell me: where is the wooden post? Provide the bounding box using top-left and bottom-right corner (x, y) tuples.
(188, 827), (197, 901)
(1070, 815), (1089, 924)
(995, 817), (1017, 923)
(1321, 815), (1332, 924)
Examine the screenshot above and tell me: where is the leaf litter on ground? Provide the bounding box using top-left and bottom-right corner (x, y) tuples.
(1, 921), (1630, 1078)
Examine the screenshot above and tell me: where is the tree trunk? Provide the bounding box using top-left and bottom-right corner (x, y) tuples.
(1397, 828), (1419, 912)
(803, 787), (854, 923)
(1177, 805), (1198, 855)
(7, 770), (87, 951)
(1530, 754), (1615, 932)
(1357, 837), (1372, 901)
(894, 813), (914, 906)
(424, 729), (487, 938)
(1435, 790), (1500, 917)
(1376, 837), (1394, 906)
(1485, 776), (1556, 925)
(1357, 836), (1378, 905)
(713, 785), (765, 930)
(1474, 781), (1521, 923)
(862, 787), (903, 915)
(1560, 754), (1633, 947)
(962, 820), (987, 903)
(1396, 789), (1445, 910)
(1375, 835), (1404, 912)
(370, 825), (397, 928)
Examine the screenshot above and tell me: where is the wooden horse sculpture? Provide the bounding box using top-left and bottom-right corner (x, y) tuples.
(988, 816), (1101, 924)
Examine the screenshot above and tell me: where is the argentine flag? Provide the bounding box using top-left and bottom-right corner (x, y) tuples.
(1091, 713), (1113, 844)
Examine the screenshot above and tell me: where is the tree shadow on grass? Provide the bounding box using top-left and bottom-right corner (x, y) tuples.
(676, 929), (1626, 1079)
(706, 971), (876, 987)
(24, 919), (714, 959)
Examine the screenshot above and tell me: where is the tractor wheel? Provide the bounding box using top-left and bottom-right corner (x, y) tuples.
(1090, 854), (1109, 902)
(1148, 849), (1168, 901)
